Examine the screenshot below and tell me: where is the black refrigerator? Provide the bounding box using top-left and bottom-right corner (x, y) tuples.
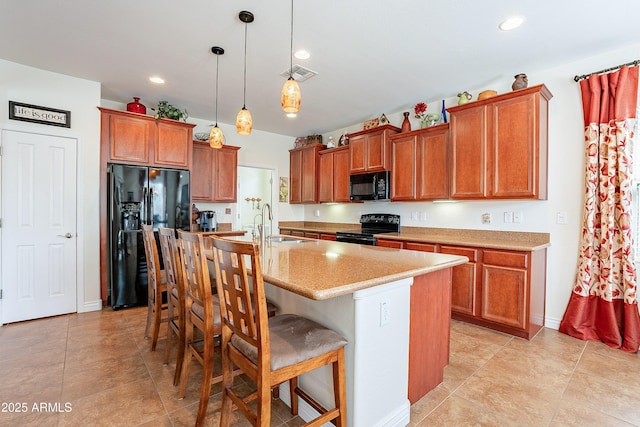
(107, 164), (190, 309)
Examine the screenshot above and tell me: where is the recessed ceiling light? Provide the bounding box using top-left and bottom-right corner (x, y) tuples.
(286, 112), (297, 118)
(149, 76), (165, 84)
(499, 16), (524, 31)
(294, 50), (310, 60)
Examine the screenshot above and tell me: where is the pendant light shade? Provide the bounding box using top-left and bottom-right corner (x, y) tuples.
(281, 77), (301, 114)
(236, 107), (252, 135)
(236, 11), (254, 135)
(209, 125), (224, 148)
(281, 0), (301, 114)
(209, 46), (225, 149)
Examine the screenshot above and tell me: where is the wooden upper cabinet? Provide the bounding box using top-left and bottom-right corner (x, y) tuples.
(155, 121), (192, 168)
(191, 142), (239, 202)
(318, 150), (334, 202)
(348, 125), (400, 174)
(191, 143), (213, 201)
(99, 107), (194, 169)
(107, 113), (153, 164)
(447, 84), (552, 200)
(319, 146), (350, 203)
(289, 144), (321, 204)
(391, 124), (449, 201)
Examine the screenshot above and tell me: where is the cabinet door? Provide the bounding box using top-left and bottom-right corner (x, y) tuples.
(391, 135), (417, 201)
(191, 143), (213, 201)
(301, 146), (318, 203)
(366, 131), (387, 171)
(481, 250), (529, 329)
(155, 121), (191, 168)
(333, 148), (351, 202)
(214, 147), (238, 202)
(289, 149), (302, 203)
(349, 135), (366, 173)
(417, 127), (449, 200)
(489, 93), (538, 198)
(450, 106), (487, 199)
(320, 233), (337, 241)
(318, 152), (334, 202)
(109, 114), (153, 164)
(481, 264), (527, 329)
(441, 246), (479, 316)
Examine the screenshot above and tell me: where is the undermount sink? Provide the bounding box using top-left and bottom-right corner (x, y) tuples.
(268, 236), (304, 243)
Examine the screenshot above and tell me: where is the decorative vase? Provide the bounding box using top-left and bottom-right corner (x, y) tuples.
(512, 73), (528, 91)
(127, 97), (146, 114)
(420, 120), (429, 129)
(401, 112), (411, 132)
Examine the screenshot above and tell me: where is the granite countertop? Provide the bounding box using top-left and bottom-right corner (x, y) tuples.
(206, 236), (467, 300)
(279, 222), (550, 251)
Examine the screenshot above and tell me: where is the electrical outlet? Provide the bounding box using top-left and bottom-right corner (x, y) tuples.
(556, 211), (568, 224)
(420, 211), (428, 221)
(482, 213), (491, 224)
(513, 211), (523, 223)
(380, 300), (390, 326)
(504, 211), (513, 223)
(314, 209), (320, 217)
(411, 211), (418, 221)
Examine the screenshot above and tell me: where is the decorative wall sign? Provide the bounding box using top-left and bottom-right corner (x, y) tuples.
(9, 101), (71, 128)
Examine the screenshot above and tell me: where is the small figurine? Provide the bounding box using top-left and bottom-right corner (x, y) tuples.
(512, 73), (528, 91)
(326, 136), (336, 148)
(457, 91), (472, 105)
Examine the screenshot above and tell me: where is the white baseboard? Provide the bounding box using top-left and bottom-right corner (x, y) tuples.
(79, 300), (103, 313)
(545, 316), (561, 330)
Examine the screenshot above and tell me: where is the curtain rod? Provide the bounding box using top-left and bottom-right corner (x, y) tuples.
(573, 59), (640, 82)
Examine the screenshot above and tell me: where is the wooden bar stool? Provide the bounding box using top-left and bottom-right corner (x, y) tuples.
(209, 236), (348, 427)
(141, 224), (168, 351)
(157, 227), (186, 386)
(176, 230), (227, 426)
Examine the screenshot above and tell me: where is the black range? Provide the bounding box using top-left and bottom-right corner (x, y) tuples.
(335, 213), (400, 246)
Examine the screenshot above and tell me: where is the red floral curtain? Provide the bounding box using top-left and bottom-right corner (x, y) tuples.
(559, 65), (640, 352)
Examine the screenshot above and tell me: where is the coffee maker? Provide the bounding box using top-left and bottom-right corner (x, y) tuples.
(199, 210), (217, 232)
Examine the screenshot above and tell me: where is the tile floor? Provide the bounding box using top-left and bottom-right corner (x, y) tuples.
(0, 307), (638, 426)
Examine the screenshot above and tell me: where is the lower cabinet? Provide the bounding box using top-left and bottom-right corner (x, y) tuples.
(440, 246), (479, 318)
(378, 239), (546, 340)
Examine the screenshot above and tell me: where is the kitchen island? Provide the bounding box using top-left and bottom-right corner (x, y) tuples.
(207, 236), (467, 427)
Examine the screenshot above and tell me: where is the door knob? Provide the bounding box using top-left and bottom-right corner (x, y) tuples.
(57, 233), (73, 239)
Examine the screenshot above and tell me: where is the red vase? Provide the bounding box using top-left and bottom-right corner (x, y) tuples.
(401, 112), (411, 132)
(127, 97), (146, 114)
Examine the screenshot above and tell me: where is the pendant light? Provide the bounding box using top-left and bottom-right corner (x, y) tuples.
(281, 0), (301, 114)
(236, 11), (254, 136)
(209, 46), (225, 148)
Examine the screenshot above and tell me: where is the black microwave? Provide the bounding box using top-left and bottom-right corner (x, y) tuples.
(350, 171), (390, 201)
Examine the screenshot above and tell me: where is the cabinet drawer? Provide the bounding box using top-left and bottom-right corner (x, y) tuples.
(405, 242), (437, 252)
(483, 250), (528, 269)
(305, 232), (320, 239)
(376, 239), (404, 249)
(440, 245), (478, 262)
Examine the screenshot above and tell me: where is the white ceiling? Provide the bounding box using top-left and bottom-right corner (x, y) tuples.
(1, 1), (638, 137)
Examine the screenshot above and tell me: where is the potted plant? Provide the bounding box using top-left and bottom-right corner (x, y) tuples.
(152, 101), (188, 121)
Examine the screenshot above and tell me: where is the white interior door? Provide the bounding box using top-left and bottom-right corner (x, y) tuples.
(1, 129), (77, 323)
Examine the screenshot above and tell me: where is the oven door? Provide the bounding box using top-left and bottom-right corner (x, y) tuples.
(335, 233), (376, 246)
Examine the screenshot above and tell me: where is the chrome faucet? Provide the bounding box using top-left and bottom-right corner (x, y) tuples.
(252, 213), (262, 241)
(261, 203), (272, 247)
